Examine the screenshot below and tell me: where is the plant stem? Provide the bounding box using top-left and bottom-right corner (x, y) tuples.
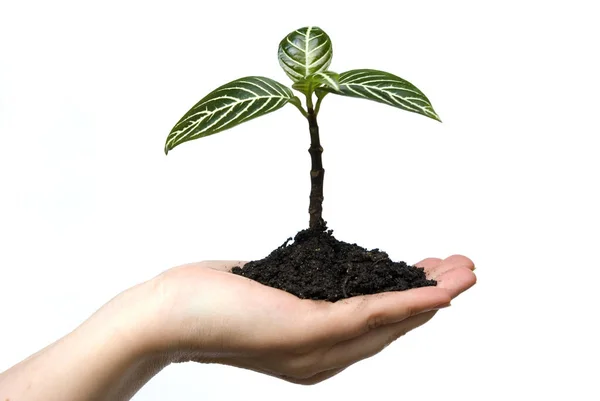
(307, 106), (325, 230)
(305, 93), (314, 111)
(314, 92), (326, 116)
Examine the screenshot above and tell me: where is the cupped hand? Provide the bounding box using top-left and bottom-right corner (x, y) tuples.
(148, 255), (476, 384)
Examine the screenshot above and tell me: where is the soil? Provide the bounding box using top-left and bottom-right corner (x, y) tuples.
(231, 226), (436, 302)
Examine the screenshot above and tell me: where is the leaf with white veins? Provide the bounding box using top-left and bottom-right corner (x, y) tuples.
(326, 69), (440, 121)
(165, 77), (296, 154)
(278, 26), (333, 82)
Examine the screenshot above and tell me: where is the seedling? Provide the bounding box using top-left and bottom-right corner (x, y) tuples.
(165, 27), (440, 301)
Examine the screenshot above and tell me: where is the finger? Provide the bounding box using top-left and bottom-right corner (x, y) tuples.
(414, 257), (443, 271)
(414, 257), (442, 280)
(315, 310), (438, 371)
(198, 260), (247, 272)
(235, 311), (439, 383)
(241, 308), (439, 381)
(302, 287), (450, 347)
(427, 254), (475, 280)
(435, 266), (477, 298)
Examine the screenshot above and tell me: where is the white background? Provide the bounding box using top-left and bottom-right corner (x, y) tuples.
(1, 0), (599, 400)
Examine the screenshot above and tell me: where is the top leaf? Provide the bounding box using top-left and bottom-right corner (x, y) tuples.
(278, 26), (333, 82)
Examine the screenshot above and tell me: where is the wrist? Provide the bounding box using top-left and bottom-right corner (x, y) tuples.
(130, 269), (233, 363)
(106, 275), (201, 363)
(70, 280), (173, 399)
(84, 280), (170, 359)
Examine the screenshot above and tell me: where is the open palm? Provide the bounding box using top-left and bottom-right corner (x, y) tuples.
(154, 255), (476, 384)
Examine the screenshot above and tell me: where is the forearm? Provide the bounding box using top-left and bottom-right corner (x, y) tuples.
(0, 282), (170, 401)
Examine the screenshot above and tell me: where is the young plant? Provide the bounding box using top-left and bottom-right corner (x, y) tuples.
(165, 26), (440, 231)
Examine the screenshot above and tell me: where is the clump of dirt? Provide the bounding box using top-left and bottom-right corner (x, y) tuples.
(232, 227), (436, 302)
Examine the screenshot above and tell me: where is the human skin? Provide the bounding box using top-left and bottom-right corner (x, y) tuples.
(0, 255), (476, 400)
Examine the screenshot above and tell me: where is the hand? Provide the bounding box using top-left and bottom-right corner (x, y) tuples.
(0, 255), (475, 401)
(147, 255), (476, 384)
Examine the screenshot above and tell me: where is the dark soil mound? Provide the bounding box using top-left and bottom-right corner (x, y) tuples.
(232, 227), (436, 302)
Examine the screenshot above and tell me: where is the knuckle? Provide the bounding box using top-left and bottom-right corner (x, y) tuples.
(366, 313), (387, 331)
(405, 304), (419, 319)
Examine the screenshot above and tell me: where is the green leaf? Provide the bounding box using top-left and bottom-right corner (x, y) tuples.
(165, 77), (296, 154)
(292, 71), (340, 94)
(278, 26), (333, 82)
(326, 69), (440, 122)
